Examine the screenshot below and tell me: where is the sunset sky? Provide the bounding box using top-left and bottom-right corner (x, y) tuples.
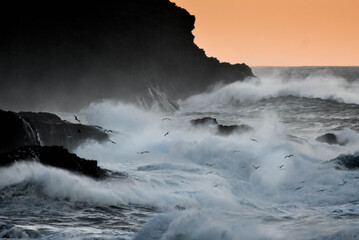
(172, 0), (359, 66)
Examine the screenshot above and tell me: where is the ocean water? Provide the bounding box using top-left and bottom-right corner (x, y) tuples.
(1, 67), (359, 239)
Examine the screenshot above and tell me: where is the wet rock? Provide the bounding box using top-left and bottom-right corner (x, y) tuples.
(0, 146), (108, 179)
(0, 109), (108, 153)
(316, 133), (348, 146)
(190, 117), (253, 136)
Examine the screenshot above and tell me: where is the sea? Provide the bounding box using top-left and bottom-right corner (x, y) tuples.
(1, 66), (359, 239)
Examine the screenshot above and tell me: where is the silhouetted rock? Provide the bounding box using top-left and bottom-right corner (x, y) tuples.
(0, 146), (107, 179)
(0, 110), (40, 153)
(217, 124), (253, 136)
(191, 117), (219, 126)
(18, 111), (109, 151)
(0, 109), (108, 153)
(190, 117), (253, 136)
(330, 153), (359, 170)
(316, 133), (347, 146)
(0, 0), (253, 111)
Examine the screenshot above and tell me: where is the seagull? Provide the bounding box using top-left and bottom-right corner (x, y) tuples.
(205, 163), (215, 167)
(233, 150), (241, 153)
(295, 187), (302, 191)
(338, 181), (347, 186)
(137, 151), (150, 154)
(104, 129), (114, 133)
(164, 131), (170, 137)
(162, 118), (171, 121)
(285, 154), (294, 158)
(214, 184), (220, 188)
(252, 164), (260, 170)
(74, 115), (81, 123)
(109, 139), (116, 144)
(206, 171), (213, 175)
(250, 138), (258, 142)
(278, 165), (285, 169)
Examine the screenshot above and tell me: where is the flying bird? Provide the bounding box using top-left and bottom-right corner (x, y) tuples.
(338, 181), (347, 186)
(278, 165), (285, 169)
(108, 139), (116, 144)
(162, 118), (171, 121)
(233, 150), (241, 153)
(252, 164), (260, 170)
(137, 151), (150, 154)
(164, 131), (170, 137)
(214, 184), (220, 188)
(285, 154), (294, 158)
(206, 171), (213, 175)
(250, 138), (258, 142)
(295, 187), (302, 191)
(74, 115), (81, 123)
(205, 163), (215, 167)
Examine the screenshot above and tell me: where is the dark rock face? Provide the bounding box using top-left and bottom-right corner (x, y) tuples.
(0, 146), (107, 179)
(0, 110), (40, 153)
(0, 109), (108, 153)
(217, 124), (253, 136)
(0, 0), (253, 111)
(191, 117), (219, 126)
(190, 117), (253, 136)
(330, 153), (359, 170)
(316, 133), (347, 146)
(18, 112), (109, 151)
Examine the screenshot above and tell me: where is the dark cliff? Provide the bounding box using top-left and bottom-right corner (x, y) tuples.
(0, 0), (253, 111)
(0, 146), (105, 178)
(0, 109), (108, 153)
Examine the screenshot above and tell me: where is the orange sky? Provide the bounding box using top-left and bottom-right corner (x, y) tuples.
(172, 0), (359, 66)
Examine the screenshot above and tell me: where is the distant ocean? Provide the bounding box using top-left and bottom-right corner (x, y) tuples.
(1, 66), (359, 239)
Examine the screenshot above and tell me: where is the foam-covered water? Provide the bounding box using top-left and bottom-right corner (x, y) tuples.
(1, 67), (359, 239)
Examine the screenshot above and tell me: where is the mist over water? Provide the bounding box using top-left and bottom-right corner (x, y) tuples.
(1, 67), (359, 239)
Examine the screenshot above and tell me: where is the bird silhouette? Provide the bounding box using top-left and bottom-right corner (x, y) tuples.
(233, 150), (241, 153)
(295, 187), (302, 191)
(338, 181), (347, 186)
(74, 115), (81, 123)
(278, 165), (285, 169)
(205, 163), (215, 167)
(137, 151), (150, 154)
(162, 118), (171, 121)
(285, 154), (294, 158)
(206, 171), (213, 175)
(108, 139), (116, 144)
(252, 164), (260, 170)
(214, 184), (220, 188)
(164, 131), (170, 137)
(250, 138), (258, 142)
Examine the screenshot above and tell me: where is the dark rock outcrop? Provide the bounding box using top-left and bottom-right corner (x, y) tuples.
(191, 117), (219, 126)
(0, 110), (40, 153)
(0, 146), (107, 179)
(0, 0), (253, 111)
(0, 109), (108, 153)
(190, 117), (253, 136)
(316, 133), (348, 146)
(18, 111), (109, 151)
(329, 153), (359, 170)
